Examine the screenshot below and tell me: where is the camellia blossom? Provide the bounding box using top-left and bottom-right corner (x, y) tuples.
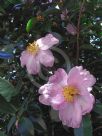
(39, 66), (96, 128)
(20, 34), (59, 75)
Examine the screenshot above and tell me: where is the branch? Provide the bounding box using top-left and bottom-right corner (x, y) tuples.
(76, 0), (85, 65)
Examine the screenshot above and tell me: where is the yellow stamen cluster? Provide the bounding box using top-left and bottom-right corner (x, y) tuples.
(36, 15), (44, 21)
(27, 41), (39, 55)
(63, 86), (78, 102)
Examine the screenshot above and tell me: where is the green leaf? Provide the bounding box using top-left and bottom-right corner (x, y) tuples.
(50, 108), (60, 122)
(37, 118), (47, 131)
(0, 131), (7, 136)
(33, 122), (45, 132)
(63, 0), (79, 10)
(0, 6), (6, 14)
(0, 95), (16, 114)
(0, 77), (17, 102)
(83, 115), (92, 136)
(93, 103), (102, 115)
(43, 7), (60, 16)
(74, 114), (92, 136)
(18, 117), (34, 136)
(5, 0), (21, 5)
(7, 116), (16, 132)
(80, 44), (96, 50)
(26, 18), (37, 33)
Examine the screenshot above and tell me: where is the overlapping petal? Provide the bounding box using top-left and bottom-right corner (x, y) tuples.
(20, 34), (59, 75)
(67, 66), (96, 95)
(38, 66), (96, 128)
(77, 93), (95, 115)
(37, 34), (59, 50)
(39, 84), (65, 110)
(20, 51), (41, 74)
(59, 101), (82, 128)
(20, 51), (30, 67)
(39, 50), (54, 67)
(49, 68), (68, 86)
(26, 55), (41, 74)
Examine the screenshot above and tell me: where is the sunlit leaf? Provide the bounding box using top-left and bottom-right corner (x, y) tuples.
(26, 18), (37, 33)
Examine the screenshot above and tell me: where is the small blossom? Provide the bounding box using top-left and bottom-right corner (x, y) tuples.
(20, 34), (59, 75)
(66, 23), (77, 35)
(39, 66), (96, 128)
(60, 9), (68, 20)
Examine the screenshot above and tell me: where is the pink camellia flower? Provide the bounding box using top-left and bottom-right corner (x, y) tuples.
(20, 34), (59, 75)
(39, 66), (96, 128)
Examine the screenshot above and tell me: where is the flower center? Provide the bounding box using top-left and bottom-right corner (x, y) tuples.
(63, 86), (78, 102)
(27, 41), (39, 55)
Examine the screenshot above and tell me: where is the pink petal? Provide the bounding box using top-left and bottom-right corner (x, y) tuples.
(50, 92), (65, 110)
(67, 66), (96, 95)
(39, 83), (65, 110)
(49, 68), (68, 87)
(36, 34), (59, 50)
(59, 101), (82, 128)
(39, 95), (50, 105)
(26, 55), (41, 75)
(20, 51), (30, 67)
(39, 84), (53, 94)
(38, 50), (54, 67)
(77, 93), (95, 115)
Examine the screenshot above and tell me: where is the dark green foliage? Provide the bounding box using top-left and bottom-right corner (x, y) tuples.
(0, 0), (102, 136)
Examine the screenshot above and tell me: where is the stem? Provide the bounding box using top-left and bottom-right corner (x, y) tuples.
(42, 107), (52, 136)
(76, 0), (85, 65)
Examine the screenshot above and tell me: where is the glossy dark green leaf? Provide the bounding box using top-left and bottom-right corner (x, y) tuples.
(43, 7), (60, 16)
(0, 95), (16, 114)
(30, 116), (46, 132)
(18, 117), (34, 136)
(83, 115), (92, 136)
(74, 114), (92, 136)
(0, 77), (17, 102)
(26, 18), (37, 33)
(93, 103), (102, 115)
(7, 116), (16, 132)
(0, 131), (7, 136)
